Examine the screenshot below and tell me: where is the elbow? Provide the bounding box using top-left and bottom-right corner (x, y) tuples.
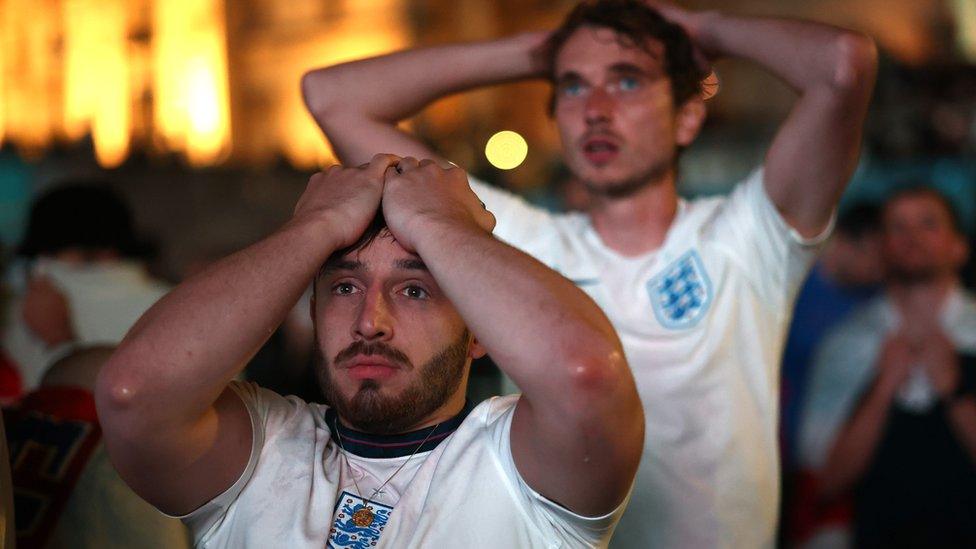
(300, 69), (340, 124)
(94, 352), (146, 426)
(563, 342), (633, 400)
(828, 32), (878, 94)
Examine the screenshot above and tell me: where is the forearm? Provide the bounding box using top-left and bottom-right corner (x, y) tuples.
(304, 34), (541, 124)
(698, 11), (876, 93)
(946, 396), (976, 464)
(415, 223), (625, 393)
(96, 218), (341, 430)
(820, 381), (895, 498)
(302, 34), (543, 165)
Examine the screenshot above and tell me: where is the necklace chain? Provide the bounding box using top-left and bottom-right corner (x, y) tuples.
(334, 416), (441, 508)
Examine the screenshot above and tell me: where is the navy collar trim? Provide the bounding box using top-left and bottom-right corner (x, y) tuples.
(326, 400), (474, 459)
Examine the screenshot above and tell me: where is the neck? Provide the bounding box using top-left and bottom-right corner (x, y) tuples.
(586, 171), (679, 256)
(887, 274), (958, 322)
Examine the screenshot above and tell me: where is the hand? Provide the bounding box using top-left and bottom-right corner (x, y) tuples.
(645, 2), (720, 71)
(381, 158), (495, 252)
(22, 276), (75, 347)
(292, 154), (400, 248)
(874, 333), (914, 397)
(920, 330), (961, 399)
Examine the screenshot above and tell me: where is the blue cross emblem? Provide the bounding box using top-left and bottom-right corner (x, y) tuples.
(647, 250), (713, 329)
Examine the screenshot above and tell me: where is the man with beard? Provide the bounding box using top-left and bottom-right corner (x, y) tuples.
(94, 155), (644, 548)
(302, 0), (876, 546)
(798, 187), (976, 547)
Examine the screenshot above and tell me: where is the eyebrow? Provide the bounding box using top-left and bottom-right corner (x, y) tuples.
(394, 258), (428, 271)
(607, 63), (653, 77)
(320, 259), (363, 275)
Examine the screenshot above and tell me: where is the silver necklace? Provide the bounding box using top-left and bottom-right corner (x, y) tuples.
(334, 416), (441, 527)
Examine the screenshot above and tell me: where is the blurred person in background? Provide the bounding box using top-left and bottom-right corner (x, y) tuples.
(4, 278), (190, 548)
(797, 187), (976, 548)
(1, 183), (169, 402)
(303, 0), (878, 546)
(781, 203), (884, 468)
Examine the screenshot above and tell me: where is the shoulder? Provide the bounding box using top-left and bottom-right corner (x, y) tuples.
(228, 381), (328, 441)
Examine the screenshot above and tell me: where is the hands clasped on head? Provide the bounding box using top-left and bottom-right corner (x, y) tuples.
(294, 154), (495, 253)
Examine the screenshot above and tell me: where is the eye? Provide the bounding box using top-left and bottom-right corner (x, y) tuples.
(400, 285), (429, 300)
(332, 282), (359, 296)
(559, 81), (587, 98)
(617, 76), (641, 92)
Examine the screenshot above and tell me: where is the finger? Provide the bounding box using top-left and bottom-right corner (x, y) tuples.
(365, 153), (402, 178)
(396, 157), (420, 174)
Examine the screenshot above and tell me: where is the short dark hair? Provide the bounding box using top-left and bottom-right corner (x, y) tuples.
(540, 0), (708, 114)
(884, 185), (964, 235)
(17, 182), (147, 259)
(319, 211), (390, 276)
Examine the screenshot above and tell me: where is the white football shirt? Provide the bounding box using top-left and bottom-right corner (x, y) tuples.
(180, 382), (626, 548)
(471, 170), (828, 549)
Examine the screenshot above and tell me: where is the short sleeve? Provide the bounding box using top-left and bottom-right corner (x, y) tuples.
(483, 397), (627, 547)
(710, 169), (834, 311)
(176, 381), (300, 542)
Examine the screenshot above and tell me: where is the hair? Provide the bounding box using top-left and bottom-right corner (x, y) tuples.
(319, 211), (390, 277)
(17, 181), (148, 259)
(884, 184), (964, 236)
(836, 201), (882, 239)
(540, 0), (708, 114)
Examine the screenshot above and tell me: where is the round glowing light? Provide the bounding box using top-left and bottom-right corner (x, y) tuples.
(485, 130), (528, 170)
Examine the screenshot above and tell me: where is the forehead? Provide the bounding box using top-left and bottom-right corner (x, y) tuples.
(324, 235), (424, 275)
(884, 193), (952, 222)
(555, 26), (665, 77)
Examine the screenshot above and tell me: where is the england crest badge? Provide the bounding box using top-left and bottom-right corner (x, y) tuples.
(647, 250), (713, 329)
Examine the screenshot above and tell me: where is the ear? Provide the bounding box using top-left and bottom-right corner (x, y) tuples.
(951, 235), (970, 270)
(674, 95), (706, 147)
(468, 335), (488, 360)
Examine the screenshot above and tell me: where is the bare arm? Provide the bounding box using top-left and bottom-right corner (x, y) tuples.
(94, 156), (398, 515)
(384, 159), (643, 516)
(301, 33), (546, 166)
(661, 5), (878, 237)
(819, 336), (910, 499)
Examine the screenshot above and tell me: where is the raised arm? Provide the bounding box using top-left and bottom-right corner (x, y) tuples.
(94, 155), (399, 515)
(301, 33), (546, 166)
(658, 4), (877, 237)
(383, 159), (643, 516)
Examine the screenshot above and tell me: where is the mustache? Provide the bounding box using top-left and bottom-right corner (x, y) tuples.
(333, 340), (412, 368)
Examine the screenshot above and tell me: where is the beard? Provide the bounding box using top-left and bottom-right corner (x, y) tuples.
(578, 157), (673, 200)
(886, 263), (942, 285)
(316, 330), (470, 435)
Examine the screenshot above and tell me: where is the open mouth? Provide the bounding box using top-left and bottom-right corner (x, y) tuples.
(581, 137), (620, 165)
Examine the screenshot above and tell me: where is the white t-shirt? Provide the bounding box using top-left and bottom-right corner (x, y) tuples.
(181, 382), (625, 548)
(470, 170), (828, 549)
(1, 258), (169, 392)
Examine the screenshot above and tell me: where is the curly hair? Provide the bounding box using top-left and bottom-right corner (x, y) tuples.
(540, 0), (708, 113)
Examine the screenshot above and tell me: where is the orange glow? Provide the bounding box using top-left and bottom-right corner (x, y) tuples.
(4, 0), (59, 157)
(152, 0), (230, 165)
(280, 19), (407, 169)
(90, 0), (130, 168)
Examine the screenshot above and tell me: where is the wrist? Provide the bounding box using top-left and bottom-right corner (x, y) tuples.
(281, 215), (346, 257)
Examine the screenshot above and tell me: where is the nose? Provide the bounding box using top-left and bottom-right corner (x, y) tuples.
(584, 86), (614, 125)
(353, 289), (394, 342)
